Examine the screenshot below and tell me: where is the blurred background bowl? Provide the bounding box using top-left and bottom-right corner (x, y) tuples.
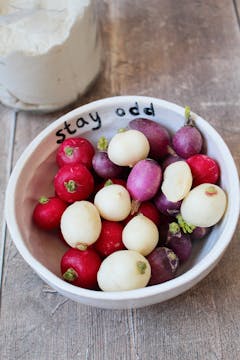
(4, 96), (240, 309)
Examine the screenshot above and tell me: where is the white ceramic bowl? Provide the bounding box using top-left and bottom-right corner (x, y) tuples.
(5, 96), (240, 309)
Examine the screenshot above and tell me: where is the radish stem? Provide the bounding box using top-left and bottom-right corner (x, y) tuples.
(63, 268), (78, 282)
(136, 261), (147, 274)
(65, 147), (74, 156)
(176, 214), (195, 234)
(97, 136), (108, 151)
(184, 106), (194, 126)
(64, 180), (77, 192)
(39, 196), (49, 204)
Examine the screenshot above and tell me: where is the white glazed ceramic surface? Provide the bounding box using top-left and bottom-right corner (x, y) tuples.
(5, 96), (240, 309)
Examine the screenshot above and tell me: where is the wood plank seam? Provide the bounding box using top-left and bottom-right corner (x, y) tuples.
(232, 0), (240, 28)
(0, 111), (17, 302)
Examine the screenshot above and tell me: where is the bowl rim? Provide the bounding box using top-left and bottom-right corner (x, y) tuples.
(4, 95), (240, 302)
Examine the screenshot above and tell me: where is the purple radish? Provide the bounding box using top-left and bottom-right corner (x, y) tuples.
(147, 247), (179, 285)
(191, 226), (212, 241)
(166, 222), (192, 263)
(162, 154), (183, 171)
(129, 118), (170, 159)
(172, 106), (203, 159)
(154, 191), (182, 216)
(92, 136), (124, 179)
(158, 213), (176, 245)
(127, 159), (162, 202)
(92, 151), (124, 179)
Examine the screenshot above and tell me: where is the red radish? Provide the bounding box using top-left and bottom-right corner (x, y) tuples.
(129, 118), (170, 159)
(56, 137), (95, 169)
(94, 220), (125, 258)
(54, 164), (94, 203)
(95, 178), (127, 194)
(137, 202), (161, 226)
(33, 196), (67, 230)
(61, 248), (102, 289)
(187, 154), (220, 186)
(127, 159), (162, 202)
(123, 201), (161, 227)
(172, 106), (203, 159)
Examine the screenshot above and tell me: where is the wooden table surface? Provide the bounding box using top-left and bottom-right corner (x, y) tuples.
(1, 1), (240, 359)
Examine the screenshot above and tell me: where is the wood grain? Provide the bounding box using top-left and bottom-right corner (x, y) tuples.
(0, 106), (16, 290)
(0, 1), (240, 359)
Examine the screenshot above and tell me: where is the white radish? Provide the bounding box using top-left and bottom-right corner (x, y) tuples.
(180, 183), (227, 227)
(60, 201), (102, 250)
(94, 184), (131, 221)
(97, 250), (151, 291)
(161, 161), (192, 202)
(123, 214), (159, 256)
(107, 129), (150, 167)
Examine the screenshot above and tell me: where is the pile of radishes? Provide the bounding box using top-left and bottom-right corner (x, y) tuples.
(32, 107), (227, 292)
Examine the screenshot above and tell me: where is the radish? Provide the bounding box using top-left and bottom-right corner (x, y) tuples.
(60, 201), (102, 250)
(97, 250), (151, 291)
(94, 184), (131, 221)
(129, 118), (170, 159)
(122, 214), (159, 256)
(154, 191), (182, 216)
(190, 226), (212, 241)
(56, 137), (95, 169)
(93, 178), (127, 197)
(94, 220), (125, 258)
(123, 201), (161, 227)
(161, 161), (192, 202)
(33, 196), (68, 230)
(137, 201), (161, 226)
(162, 154), (183, 171)
(92, 136), (124, 179)
(158, 213), (176, 245)
(172, 106), (203, 159)
(61, 248), (102, 289)
(92, 151), (125, 179)
(166, 222), (192, 263)
(127, 159), (162, 202)
(147, 247), (179, 285)
(180, 183), (227, 227)
(186, 154), (220, 186)
(54, 164), (94, 203)
(107, 129), (150, 167)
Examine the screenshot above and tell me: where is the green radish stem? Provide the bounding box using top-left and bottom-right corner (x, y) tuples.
(63, 268), (78, 282)
(97, 136), (108, 151)
(39, 196), (49, 204)
(176, 214), (195, 234)
(76, 243), (88, 251)
(169, 222), (181, 235)
(117, 128), (127, 133)
(184, 106), (195, 126)
(104, 179), (113, 186)
(65, 147), (74, 156)
(137, 261), (147, 274)
(64, 180), (77, 192)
